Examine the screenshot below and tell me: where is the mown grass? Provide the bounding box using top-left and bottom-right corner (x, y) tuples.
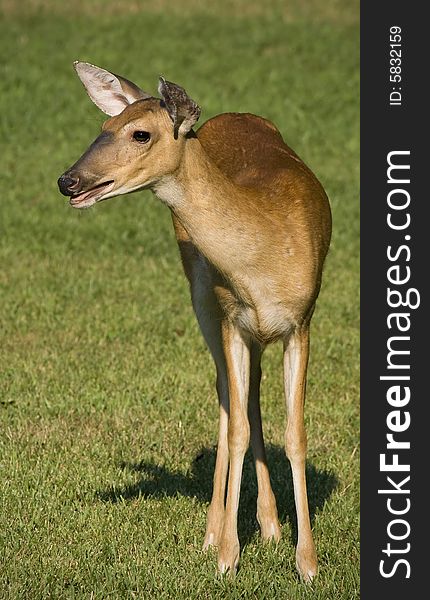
(0, 1), (359, 598)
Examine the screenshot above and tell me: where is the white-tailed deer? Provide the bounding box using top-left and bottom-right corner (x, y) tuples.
(58, 62), (331, 581)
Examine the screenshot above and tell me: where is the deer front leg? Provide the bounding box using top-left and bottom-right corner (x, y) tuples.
(202, 369), (229, 550)
(217, 323), (251, 574)
(187, 274), (229, 550)
(283, 327), (317, 583)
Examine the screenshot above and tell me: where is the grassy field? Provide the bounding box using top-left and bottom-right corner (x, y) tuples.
(0, 1), (359, 598)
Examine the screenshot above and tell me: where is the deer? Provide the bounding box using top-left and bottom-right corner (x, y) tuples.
(58, 62), (332, 581)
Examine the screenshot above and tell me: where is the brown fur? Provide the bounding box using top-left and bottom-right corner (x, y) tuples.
(59, 68), (332, 580)
(177, 113), (331, 343)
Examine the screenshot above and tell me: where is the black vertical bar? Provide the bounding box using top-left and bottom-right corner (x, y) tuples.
(361, 2), (427, 597)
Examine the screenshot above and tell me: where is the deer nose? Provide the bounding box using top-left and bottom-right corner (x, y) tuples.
(57, 173), (80, 196)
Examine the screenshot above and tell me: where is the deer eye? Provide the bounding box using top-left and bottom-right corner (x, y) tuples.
(133, 131), (151, 143)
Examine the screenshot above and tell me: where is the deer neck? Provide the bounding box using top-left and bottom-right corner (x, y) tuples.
(152, 136), (249, 275)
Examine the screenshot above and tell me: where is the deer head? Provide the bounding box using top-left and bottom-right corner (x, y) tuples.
(58, 62), (200, 209)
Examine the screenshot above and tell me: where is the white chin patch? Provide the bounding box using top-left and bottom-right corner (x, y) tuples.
(69, 196), (98, 209)
(69, 181), (147, 209)
(69, 181), (115, 209)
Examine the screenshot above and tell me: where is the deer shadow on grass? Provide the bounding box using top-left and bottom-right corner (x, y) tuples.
(96, 445), (338, 548)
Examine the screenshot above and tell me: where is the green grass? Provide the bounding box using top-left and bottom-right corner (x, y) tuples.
(0, 1), (359, 598)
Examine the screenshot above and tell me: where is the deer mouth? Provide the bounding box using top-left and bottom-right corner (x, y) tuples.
(69, 180), (115, 208)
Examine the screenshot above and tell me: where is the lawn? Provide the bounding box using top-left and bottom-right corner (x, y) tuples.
(0, 1), (359, 598)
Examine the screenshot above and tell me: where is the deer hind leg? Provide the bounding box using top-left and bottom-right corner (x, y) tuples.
(217, 322), (251, 574)
(248, 342), (281, 542)
(283, 327), (317, 582)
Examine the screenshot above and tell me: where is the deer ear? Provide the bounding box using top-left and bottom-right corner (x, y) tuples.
(73, 61), (152, 117)
(158, 77), (201, 138)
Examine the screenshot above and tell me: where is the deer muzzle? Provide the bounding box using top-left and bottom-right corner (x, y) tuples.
(58, 131), (116, 208)
(57, 173), (80, 196)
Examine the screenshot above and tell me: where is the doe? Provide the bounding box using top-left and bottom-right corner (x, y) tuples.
(58, 62), (331, 580)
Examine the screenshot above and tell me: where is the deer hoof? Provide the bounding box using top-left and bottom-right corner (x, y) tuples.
(296, 544), (318, 583)
(217, 539), (240, 575)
